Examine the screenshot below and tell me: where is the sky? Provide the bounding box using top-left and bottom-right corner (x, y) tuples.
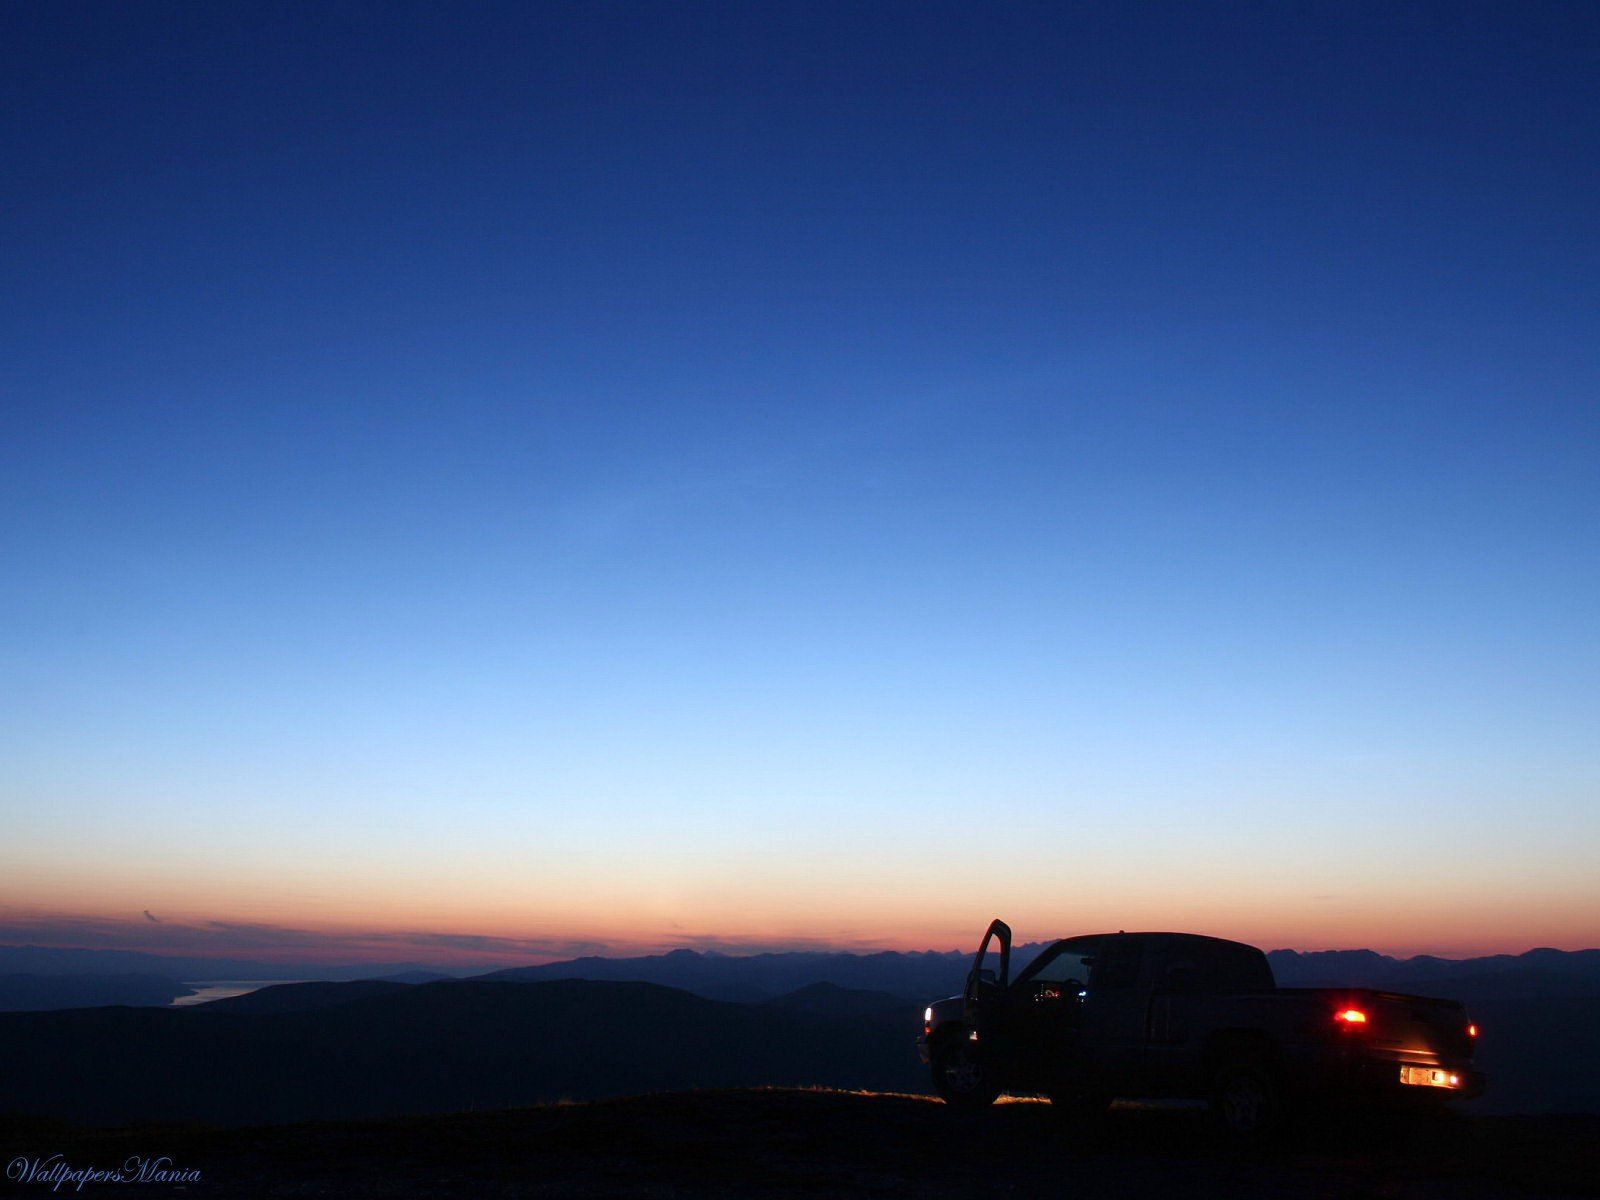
(2, 1), (1597, 966)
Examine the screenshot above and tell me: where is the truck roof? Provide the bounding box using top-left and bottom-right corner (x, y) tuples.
(1021, 931), (1274, 991)
(1053, 931), (1262, 951)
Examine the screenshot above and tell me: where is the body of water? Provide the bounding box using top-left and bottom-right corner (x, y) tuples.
(170, 980), (310, 1006)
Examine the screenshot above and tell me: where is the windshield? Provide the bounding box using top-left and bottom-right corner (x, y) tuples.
(1014, 938), (1099, 994)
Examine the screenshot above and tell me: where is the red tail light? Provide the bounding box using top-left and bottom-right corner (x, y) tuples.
(1468, 1023), (1478, 1038)
(1334, 1008), (1368, 1026)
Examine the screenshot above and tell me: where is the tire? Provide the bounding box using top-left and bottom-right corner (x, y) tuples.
(1211, 1058), (1281, 1137)
(931, 1041), (1000, 1109)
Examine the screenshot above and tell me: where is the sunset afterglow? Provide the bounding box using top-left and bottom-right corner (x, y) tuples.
(3, 3), (1596, 970)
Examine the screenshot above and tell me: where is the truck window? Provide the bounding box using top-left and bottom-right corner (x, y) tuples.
(1031, 948), (1096, 990)
(1204, 941), (1274, 992)
(1093, 937), (1141, 989)
(1016, 939), (1101, 995)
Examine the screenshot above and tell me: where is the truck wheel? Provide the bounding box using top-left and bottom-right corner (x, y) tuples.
(932, 1042), (999, 1109)
(1211, 1059), (1280, 1137)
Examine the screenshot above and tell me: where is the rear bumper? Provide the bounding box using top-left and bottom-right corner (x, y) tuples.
(1298, 1048), (1486, 1101)
(1353, 1057), (1487, 1100)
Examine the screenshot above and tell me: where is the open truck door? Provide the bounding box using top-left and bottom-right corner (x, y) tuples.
(965, 917), (1012, 1005)
(926, 918), (1012, 1108)
(963, 918), (1012, 1049)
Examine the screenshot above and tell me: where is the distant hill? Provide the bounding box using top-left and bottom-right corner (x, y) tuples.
(0, 973), (193, 1012)
(762, 982), (918, 1016)
(0, 944), (466, 982)
(474, 945), (1030, 1001)
(0, 979), (927, 1126)
(197, 979), (410, 1013)
(1268, 948), (1600, 999)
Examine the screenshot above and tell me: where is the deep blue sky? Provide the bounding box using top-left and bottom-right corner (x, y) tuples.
(2, 2), (1596, 960)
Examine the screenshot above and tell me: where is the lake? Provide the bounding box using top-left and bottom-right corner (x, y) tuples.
(171, 980), (311, 1006)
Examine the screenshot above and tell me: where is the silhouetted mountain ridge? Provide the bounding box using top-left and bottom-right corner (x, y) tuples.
(478, 943), (1600, 1004)
(198, 979), (410, 1013)
(762, 981), (918, 1016)
(475, 945), (1047, 1001)
(3, 941), (1597, 1013)
(0, 973), (193, 1012)
(1267, 947), (1600, 996)
(0, 978), (926, 1126)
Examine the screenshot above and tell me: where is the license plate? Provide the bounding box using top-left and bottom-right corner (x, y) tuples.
(1399, 1065), (1460, 1088)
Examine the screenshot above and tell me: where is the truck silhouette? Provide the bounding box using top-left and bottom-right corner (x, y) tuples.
(918, 920), (1485, 1133)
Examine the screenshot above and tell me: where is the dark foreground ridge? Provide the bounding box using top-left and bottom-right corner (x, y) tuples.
(5, 1089), (1597, 1198)
(0, 980), (925, 1126)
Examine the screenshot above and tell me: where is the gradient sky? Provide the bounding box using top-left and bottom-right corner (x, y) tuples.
(2, 2), (1597, 965)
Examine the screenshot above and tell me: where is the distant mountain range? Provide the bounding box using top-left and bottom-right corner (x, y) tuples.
(2, 940), (1599, 1014)
(1266, 947), (1600, 995)
(479, 944), (1600, 1005)
(477, 945), (990, 1003)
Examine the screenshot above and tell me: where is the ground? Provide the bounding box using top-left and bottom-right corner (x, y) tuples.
(5, 1089), (1598, 1198)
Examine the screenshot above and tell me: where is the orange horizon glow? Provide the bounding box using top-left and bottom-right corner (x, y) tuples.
(2, 897), (1594, 968)
(8, 836), (1599, 968)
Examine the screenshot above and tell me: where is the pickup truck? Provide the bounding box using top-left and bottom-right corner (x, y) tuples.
(917, 920), (1485, 1133)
